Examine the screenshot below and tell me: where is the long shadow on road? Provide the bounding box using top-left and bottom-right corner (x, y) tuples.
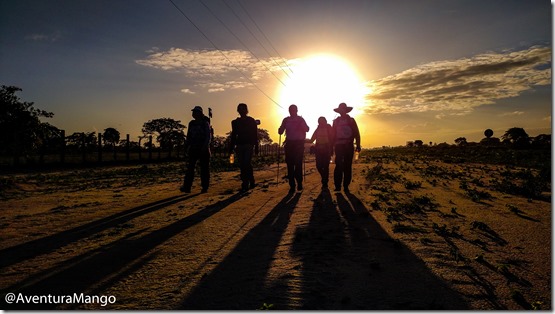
(1, 192), (245, 310)
(0, 193), (199, 269)
(179, 192), (301, 310)
(291, 189), (470, 310)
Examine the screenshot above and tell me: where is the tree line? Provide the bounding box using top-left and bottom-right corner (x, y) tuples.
(406, 127), (550, 150)
(1, 85), (551, 166)
(1, 85), (276, 166)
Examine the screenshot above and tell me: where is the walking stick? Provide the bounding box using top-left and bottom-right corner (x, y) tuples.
(276, 134), (281, 185)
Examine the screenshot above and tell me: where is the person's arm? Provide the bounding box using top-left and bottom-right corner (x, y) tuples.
(278, 117), (287, 135)
(309, 128), (317, 143)
(352, 118), (361, 151)
(302, 118), (310, 133)
(184, 121), (192, 152)
(252, 118), (259, 155)
(203, 121), (211, 149)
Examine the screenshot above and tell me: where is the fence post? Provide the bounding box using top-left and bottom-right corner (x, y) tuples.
(148, 135), (153, 161)
(60, 130), (66, 164)
(98, 133), (102, 163)
(138, 136), (143, 161)
(126, 134), (130, 161)
(81, 132), (86, 163)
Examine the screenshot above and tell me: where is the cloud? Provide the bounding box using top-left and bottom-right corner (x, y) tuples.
(181, 88), (195, 94)
(400, 122), (441, 133)
(499, 111), (525, 116)
(136, 48), (280, 92)
(25, 31), (62, 42)
(365, 46), (551, 115)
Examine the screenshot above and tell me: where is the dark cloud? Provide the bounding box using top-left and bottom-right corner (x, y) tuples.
(365, 46), (551, 115)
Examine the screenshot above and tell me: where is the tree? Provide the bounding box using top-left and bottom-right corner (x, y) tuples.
(0, 85), (55, 160)
(454, 137), (468, 146)
(531, 134), (551, 148)
(142, 118), (185, 149)
(36, 122), (62, 162)
(103, 127), (120, 147)
(480, 137), (500, 146)
(258, 129), (273, 145)
(36, 123), (62, 146)
(66, 132), (98, 151)
(414, 140), (423, 147)
(212, 135), (229, 152)
(502, 127), (530, 148)
(142, 118), (185, 157)
(484, 129), (494, 138)
(103, 127), (120, 160)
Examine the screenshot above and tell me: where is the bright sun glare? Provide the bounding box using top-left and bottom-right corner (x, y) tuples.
(277, 54), (368, 132)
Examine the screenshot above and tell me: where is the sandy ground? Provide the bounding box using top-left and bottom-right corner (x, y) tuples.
(0, 156), (551, 310)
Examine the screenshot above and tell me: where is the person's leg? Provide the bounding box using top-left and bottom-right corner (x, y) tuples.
(333, 144), (345, 190)
(236, 145), (249, 190)
(199, 148), (210, 192)
(343, 145), (355, 191)
(315, 145), (328, 185)
(294, 142), (304, 190)
(182, 149), (199, 192)
(284, 143), (296, 190)
(315, 150), (325, 179)
(321, 146), (330, 186)
(243, 145), (255, 188)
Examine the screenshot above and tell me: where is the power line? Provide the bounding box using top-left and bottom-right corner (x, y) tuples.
(220, 0), (292, 80)
(235, 0), (294, 76)
(197, 0), (287, 87)
(167, 0), (284, 109)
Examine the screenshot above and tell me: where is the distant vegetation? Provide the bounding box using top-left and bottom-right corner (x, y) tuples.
(1, 85), (551, 171)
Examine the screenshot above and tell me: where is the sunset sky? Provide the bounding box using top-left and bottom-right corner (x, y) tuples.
(1, 0), (551, 148)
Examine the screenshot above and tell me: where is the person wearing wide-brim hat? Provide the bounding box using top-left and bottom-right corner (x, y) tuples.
(331, 102), (361, 193)
(334, 102), (353, 114)
(181, 105), (211, 194)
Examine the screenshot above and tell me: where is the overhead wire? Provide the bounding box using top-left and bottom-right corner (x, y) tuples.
(167, 0), (284, 109)
(220, 0), (292, 80)
(234, 0), (294, 76)
(197, 0), (287, 87)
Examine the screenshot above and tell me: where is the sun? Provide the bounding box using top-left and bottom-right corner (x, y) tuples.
(276, 54), (368, 132)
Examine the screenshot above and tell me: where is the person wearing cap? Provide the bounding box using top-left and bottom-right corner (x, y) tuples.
(229, 103), (259, 192)
(278, 104), (310, 193)
(180, 106), (211, 193)
(310, 116), (335, 188)
(332, 102), (361, 193)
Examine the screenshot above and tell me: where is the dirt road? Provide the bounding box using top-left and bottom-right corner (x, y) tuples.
(0, 159), (550, 310)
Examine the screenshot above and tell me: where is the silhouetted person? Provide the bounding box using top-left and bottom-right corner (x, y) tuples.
(332, 103), (361, 193)
(310, 116), (334, 188)
(278, 104), (309, 193)
(181, 106), (211, 193)
(229, 103), (259, 192)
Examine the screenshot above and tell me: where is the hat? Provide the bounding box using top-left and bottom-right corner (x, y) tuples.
(192, 106), (203, 113)
(333, 102), (353, 113)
